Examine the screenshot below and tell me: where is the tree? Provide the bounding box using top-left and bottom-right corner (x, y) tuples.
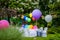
(39, 0), (60, 27)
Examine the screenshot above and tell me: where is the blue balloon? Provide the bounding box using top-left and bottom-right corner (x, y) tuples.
(24, 16), (27, 20)
(25, 24), (29, 28)
(25, 17), (28, 21)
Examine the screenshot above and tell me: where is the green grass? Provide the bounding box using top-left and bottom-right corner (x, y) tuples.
(0, 26), (60, 40)
(0, 27), (22, 40)
(23, 34), (60, 40)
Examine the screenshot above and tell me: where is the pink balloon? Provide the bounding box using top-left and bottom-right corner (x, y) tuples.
(33, 25), (38, 29)
(0, 21), (3, 29)
(0, 20), (9, 29)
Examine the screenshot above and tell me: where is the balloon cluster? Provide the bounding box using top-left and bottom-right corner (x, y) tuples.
(24, 16), (31, 22)
(29, 9), (42, 21)
(0, 20), (9, 29)
(21, 15), (31, 22)
(29, 13), (36, 21)
(22, 24), (38, 30)
(21, 9), (42, 22)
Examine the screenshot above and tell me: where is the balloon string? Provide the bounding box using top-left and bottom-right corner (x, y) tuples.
(47, 22), (49, 27)
(47, 23), (48, 27)
(36, 20), (37, 26)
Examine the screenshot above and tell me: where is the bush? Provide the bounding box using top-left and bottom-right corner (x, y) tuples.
(0, 27), (22, 40)
(48, 27), (60, 34)
(49, 34), (60, 40)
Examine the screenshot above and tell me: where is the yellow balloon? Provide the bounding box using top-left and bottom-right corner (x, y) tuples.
(29, 25), (33, 29)
(29, 13), (32, 18)
(21, 15), (24, 19)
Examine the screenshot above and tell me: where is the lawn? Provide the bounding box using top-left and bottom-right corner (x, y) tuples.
(0, 26), (60, 40)
(23, 34), (60, 40)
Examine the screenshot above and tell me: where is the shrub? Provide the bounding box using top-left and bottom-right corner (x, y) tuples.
(48, 27), (60, 34)
(49, 34), (60, 40)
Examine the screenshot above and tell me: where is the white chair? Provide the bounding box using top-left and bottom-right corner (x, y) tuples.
(44, 27), (48, 31)
(29, 29), (37, 37)
(39, 27), (43, 31)
(23, 29), (29, 37)
(42, 30), (47, 37)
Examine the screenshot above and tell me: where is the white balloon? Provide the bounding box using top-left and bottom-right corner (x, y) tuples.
(45, 15), (52, 22)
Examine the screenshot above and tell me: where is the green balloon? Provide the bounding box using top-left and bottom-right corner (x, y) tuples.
(27, 18), (31, 22)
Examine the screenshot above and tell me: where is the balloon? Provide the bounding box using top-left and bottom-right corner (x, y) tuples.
(32, 9), (42, 20)
(24, 16), (27, 20)
(0, 20), (9, 29)
(29, 25), (33, 29)
(33, 25), (38, 29)
(25, 17), (28, 21)
(27, 25), (29, 29)
(27, 18), (31, 22)
(21, 15), (24, 19)
(25, 24), (29, 28)
(29, 13), (32, 18)
(45, 15), (52, 22)
(24, 16), (31, 22)
(32, 17), (36, 21)
(0, 21), (3, 29)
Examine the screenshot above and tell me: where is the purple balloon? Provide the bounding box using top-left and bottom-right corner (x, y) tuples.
(32, 9), (42, 20)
